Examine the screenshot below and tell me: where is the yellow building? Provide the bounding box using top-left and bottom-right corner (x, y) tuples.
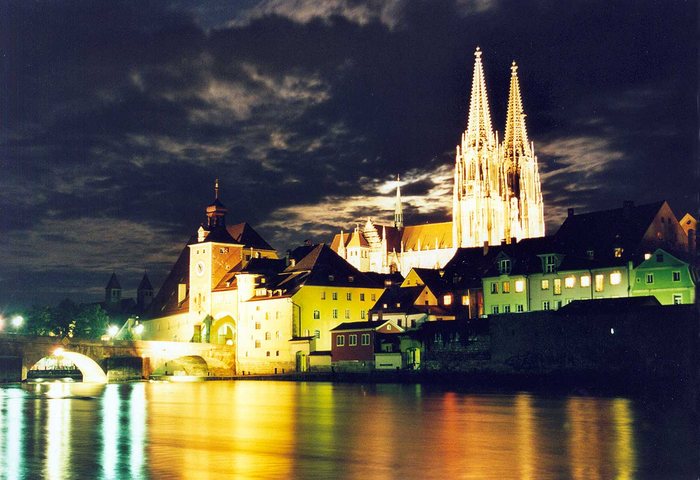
(143, 182), (278, 345)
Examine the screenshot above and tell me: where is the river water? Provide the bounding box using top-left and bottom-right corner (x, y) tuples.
(0, 380), (696, 479)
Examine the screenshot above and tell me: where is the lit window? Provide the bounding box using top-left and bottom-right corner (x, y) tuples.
(492, 305), (499, 314)
(443, 294), (452, 305)
(462, 295), (469, 305)
(565, 276), (575, 288)
(255, 340), (261, 348)
(313, 310), (320, 319)
(332, 309), (338, 319)
(673, 294), (682, 305)
(644, 253), (651, 260)
(255, 322), (261, 330)
(672, 271), (681, 282)
(349, 334), (357, 346)
(580, 275), (591, 287)
(595, 275), (604, 292)
(541, 279), (549, 290)
(646, 273), (654, 284)
(542, 300), (550, 310)
(553, 279), (562, 295)
(502, 281), (510, 293)
(336, 335), (345, 346)
(610, 272), (622, 285)
(265, 332), (271, 340)
(361, 333), (370, 345)
(346, 292), (352, 301)
(332, 292), (338, 300)
(614, 247), (623, 258)
(491, 283), (498, 294)
(515, 280), (524, 292)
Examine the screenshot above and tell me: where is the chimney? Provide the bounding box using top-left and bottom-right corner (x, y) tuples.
(567, 208), (575, 218)
(483, 241), (489, 256)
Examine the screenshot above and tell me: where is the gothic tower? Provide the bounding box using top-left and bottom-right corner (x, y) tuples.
(453, 48), (544, 248)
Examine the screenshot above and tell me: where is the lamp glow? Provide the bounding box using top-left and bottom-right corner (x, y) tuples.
(133, 324), (144, 335)
(11, 315), (23, 328)
(107, 325), (118, 338)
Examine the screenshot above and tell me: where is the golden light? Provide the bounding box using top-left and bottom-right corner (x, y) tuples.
(580, 275), (591, 287)
(564, 276), (575, 288)
(515, 280), (524, 292)
(610, 271), (622, 285)
(107, 325), (119, 338)
(54, 347), (65, 357)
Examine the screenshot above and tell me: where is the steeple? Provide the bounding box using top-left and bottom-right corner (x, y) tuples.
(205, 178), (228, 228)
(105, 272), (122, 305)
(394, 175), (404, 230)
(503, 61), (532, 160)
(137, 271), (154, 311)
(465, 47), (495, 149)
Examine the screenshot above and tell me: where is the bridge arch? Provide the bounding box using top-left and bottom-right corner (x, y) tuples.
(29, 350), (108, 383)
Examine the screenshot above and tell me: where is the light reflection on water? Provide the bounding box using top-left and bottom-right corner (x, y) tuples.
(0, 381), (696, 479)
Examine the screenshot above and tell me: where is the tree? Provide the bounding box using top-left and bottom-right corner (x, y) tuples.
(72, 304), (110, 339)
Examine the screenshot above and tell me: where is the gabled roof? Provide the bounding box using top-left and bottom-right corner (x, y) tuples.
(330, 320), (403, 332)
(227, 223), (275, 251)
(147, 235), (196, 317)
(554, 201), (666, 257)
(401, 222), (453, 251)
(371, 286), (424, 313)
(272, 244), (382, 293)
(346, 229), (369, 248)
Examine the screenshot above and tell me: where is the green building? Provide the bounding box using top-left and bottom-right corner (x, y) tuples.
(630, 249), (696, 305)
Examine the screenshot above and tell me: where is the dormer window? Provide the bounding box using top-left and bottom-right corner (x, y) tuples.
(614, 247), (623, 258)
(498, 258), (512, 275)
(328, 275), (335, 281)
(544, 255), (556, 273)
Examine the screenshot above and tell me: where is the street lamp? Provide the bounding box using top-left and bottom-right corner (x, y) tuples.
(107, 325), (118, 338)
(11, 315), (23, 329)
(133, 323), (144, 335)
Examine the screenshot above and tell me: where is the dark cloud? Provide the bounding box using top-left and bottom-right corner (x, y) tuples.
(0, 0), (696, 308)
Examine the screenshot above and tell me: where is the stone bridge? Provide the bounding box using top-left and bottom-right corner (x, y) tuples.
(0, 334), (236, 383)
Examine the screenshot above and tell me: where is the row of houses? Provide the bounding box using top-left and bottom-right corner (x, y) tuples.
(139, 189), (697, 374)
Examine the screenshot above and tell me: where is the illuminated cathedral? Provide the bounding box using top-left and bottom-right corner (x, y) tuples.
(332, 48), (545, 274)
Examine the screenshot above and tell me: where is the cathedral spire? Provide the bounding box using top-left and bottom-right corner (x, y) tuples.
(503, 61), (531, 159)
(394, 175), (404, 230)
(465, 47), (495, 149)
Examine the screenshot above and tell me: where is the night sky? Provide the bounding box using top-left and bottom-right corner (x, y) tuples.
(1, 0), (696, 309)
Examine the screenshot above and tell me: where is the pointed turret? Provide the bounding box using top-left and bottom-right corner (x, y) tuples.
(465, 47), (495, 149)
(503, 61), (532, 161)
(205, 178), (228, 228)
(394, 175), (404, 230)
(105, 272), (122, 305)
(137, 271), (154, 311)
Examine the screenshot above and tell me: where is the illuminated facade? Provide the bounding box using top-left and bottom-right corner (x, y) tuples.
(453, 48), (544, 248)
(332, 48), (544, 274)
